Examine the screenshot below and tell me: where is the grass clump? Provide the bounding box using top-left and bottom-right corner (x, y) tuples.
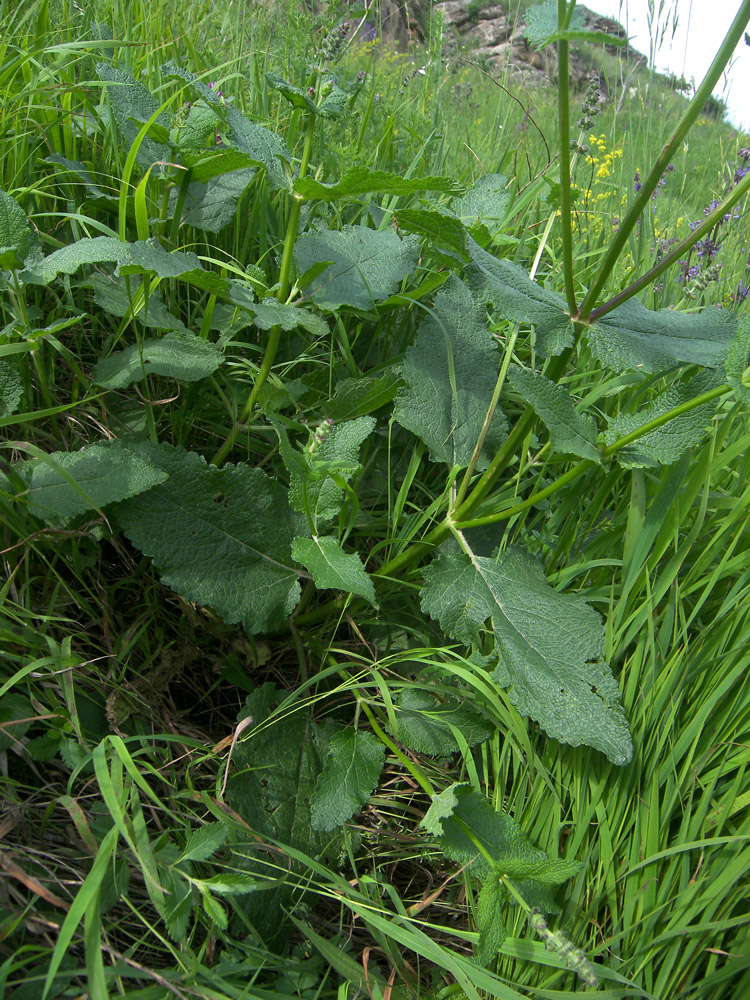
(1, 1), (750, 998)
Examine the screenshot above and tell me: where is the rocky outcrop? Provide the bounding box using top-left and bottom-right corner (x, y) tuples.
(343, 1), (645, 90)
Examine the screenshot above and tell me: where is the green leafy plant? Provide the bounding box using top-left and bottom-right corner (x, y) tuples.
(3, 0), (750, 997)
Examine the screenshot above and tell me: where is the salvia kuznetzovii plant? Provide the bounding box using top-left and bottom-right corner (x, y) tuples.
(2, 0), (750, 994)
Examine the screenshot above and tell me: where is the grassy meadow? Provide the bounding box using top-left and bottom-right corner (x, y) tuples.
(2, 1), (750, 998)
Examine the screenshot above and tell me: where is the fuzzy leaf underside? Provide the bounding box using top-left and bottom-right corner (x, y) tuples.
(294, 166), (464, 200)
(588, 298), (736, 373)
(508, 366), (600, 461)
(393, 274), (508, 468)
(112, 443), (305, 634)
(291, 535), (377, 606)
(421, 548), (632, 764)
(465, 238), (573, 356)
(310, 728), (385, 831)
(93, 331), (224, 388)
(605, 371), (721, 467)
(12, 441), (169, 522)
(295, 225), (419, 311)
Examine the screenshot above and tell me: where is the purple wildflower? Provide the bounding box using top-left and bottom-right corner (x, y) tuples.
(732, 279), (750, 302)
(633, 171), (642, 192)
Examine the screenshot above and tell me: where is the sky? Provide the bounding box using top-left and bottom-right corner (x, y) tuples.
(582, 0), (750, 133)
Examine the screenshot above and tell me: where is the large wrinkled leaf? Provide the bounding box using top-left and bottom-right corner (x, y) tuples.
(176, 169), (256, 234)
(0, 359), (23, 417)
(22, 236), (227, 295)
(90, 274), (189, 334)
(93, 331), (224, 388)
(11, 441), (168, 523)
(420, 548), (632, 764)
(295, 225), (419, 310)
(291, 535), (377, 606)
(170, 100), (220, 152)
(0, 188), (33, 268)
(294, 166), (463, 201)
(96, 64), (171, 169)
(604, 370), (721, 468)
(162, 62), (290, 189)
(466, 238), (573, 356)
(476, 874), (508, 964)
(310, 728), (385, 831)
(393, 275), (508, 468)
(588, 298), (736, 373)
(726, 314), (750, 405)
(22, 236), (131, 285)
(389, 687), (494, 755)
(422, 783), (582, 909)
(273, 416), (375, 523)
(228, 284), (329, 338)
(452, 173), (510, 236)
(524, 0), (621, 49)
(113, 443), (306, 634)
(228, 685), (327, 854)
(325, 372), (402, 421)
(394, 208), (468, 258)
(508, 365), (600, 461)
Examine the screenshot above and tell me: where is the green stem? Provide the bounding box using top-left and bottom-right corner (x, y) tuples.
(577, 0), (750, 320)
(589, 168), (750, 322)
(556, 0), (576, 315)
(211, 109), (318, 466)
(454, 383), (732, 531)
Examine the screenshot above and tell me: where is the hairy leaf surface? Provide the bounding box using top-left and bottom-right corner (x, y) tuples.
(421, 548), (632, 763)
(726, 314), (750, 405)
(604, 371), (720, 467)
(0, 359), (22, 417)
(508, 366), (600, 461)
(422, 784), (581, 910)
(0, 187), (33, 268)
(294, 166), (463, 200)
(96, 64), (171, 169)
(310, 728), (385, 831)
(162, 62), (290, 188)
(393, 275), (508, 468)
(295, 226), (419, 310)
(466, 238), (573, 356)
(12, 441), (168, 523)
(93, 331), (224, 388)
(588, 298), (736, 372)
(389, 687), (494, 755)
(292, 535), (377, 606)
(113, 443), (305, 634)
